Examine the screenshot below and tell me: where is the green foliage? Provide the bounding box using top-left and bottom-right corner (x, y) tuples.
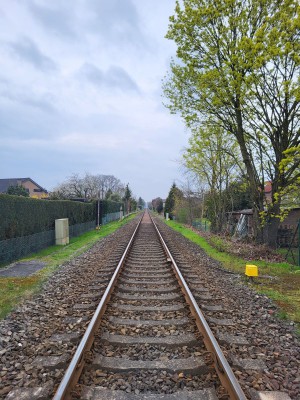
(164, 0), (300, 245)
(130, 198), (138, 211)
(101, 199), (124, 215)
(7, 185), (29, 197)
(183, 124), (248, 231)
(122, 184), (132, 213)
(123, 184), (132, 202)
(152, 197), (164, 213)
(108, 193), (122, 202)
(165, 183), (182, 219)
(0, 194), (96, 240)
(138, 197), (146, 209)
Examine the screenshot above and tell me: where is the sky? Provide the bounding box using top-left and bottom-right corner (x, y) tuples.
(0, 0), (188, 201)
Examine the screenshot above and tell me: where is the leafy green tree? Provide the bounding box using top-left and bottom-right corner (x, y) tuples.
(130, 197), (138, 211)
(163, 0), (300, 246)
(183, 123), (243, 231)
(165, 183), (182, 219)
(108, 192), (122, 202)
(152, 197), (164, 213)
(123, 184), (132, 213)
(137, 197), (146, 209)
(7, 185), (29, 197)
(105, 189), (113, 200)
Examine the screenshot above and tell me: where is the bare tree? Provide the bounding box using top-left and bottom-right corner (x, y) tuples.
(50, 173), (125, 200)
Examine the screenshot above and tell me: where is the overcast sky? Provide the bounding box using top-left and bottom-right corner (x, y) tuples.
(0, 0), (188, 201)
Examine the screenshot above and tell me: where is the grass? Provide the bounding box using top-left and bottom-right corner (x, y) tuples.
(165, 219), (300, 327)
(0, 215), (137, 319)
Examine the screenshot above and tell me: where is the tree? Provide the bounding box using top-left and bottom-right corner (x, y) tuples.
(123, 184), (132, 214)
(108, 192), (122, 202)
(52, 173), (125, 200)
(165, 183), (182, 219)
(105, 189), (113, 200)
(137, 197), (146, 210)
(163, 0), (300, 246)
(7, 185), (29, 197)
(152, 197), (164, 213)
(172, 178), (203, 224)
(131, 197), (138, 211)
(183, 123), (243, 231)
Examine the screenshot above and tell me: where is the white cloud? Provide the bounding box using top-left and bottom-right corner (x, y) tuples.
(0, 0), (187, 200)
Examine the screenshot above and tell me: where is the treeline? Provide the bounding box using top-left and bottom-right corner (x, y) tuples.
(163, 0), (300, 247)
(151, 181), (252, 232)
(50, 173), (145, 212)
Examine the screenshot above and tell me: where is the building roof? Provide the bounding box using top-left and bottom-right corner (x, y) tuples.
(228, 209), (253, 215)
(0, 178), (48, 193)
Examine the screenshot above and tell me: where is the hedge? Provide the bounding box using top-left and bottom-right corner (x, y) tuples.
(0, 195), (125, 240)
(0, 195), (96, 240)
(100, 199), (124, 215)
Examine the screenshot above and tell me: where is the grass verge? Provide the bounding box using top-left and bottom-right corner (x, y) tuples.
(0, 215), (137, 320)
(165, 219), (300, 327)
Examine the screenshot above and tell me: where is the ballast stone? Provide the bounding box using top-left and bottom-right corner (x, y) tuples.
(5, 383), (52, 400)
(250, 391), (292, 400)
(217, 332), (250, 346)
(32, 354), (69, 370)
(232, 357), (267, 371)
(81, 387), (218, 399)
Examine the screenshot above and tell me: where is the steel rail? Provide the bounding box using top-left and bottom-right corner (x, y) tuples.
(149, 213), (247, 400)
(53, 212), (144, 400)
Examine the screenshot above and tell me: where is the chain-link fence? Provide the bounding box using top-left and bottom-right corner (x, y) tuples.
(0, 220), (95, 265)
(0, 209), (125, 266)
(192, 219), (210, 232)
(282, 220), (300, 267)
(0, 230), (56, 265)
(69, 220), (95, 238)
(102, 211), (121, 225)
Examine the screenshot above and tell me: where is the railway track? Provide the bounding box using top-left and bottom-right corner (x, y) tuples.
(53, 211), (246, 400)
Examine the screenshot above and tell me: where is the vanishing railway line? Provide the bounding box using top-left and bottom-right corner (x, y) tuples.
(53, 211), (246, 400)
(2, 211), (298, 400)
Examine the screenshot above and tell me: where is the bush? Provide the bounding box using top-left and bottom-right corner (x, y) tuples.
(0, 194), (96, 240)
(101, 199), (124, 214)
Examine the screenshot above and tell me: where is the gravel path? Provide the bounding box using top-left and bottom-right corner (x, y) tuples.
(0, 261), (46, 277)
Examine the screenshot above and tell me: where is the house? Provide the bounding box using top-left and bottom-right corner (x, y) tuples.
(0, 178), (48, 199)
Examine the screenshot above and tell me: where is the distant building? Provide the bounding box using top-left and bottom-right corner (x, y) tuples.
(0, 178), (48, 199)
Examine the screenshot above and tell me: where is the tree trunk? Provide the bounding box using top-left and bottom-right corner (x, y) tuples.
(263, 202), (281, 248)
(233, 102), (264, 243)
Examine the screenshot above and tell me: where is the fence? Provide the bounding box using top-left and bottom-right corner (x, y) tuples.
(0, 220), (97, 265)
(192, 219), (210, 232)
(0, 209), (126, 266)
(282, 220), (300, 267)
(69, 220), (95, 238)
(102, 211), (121, 225)
(0, 230), (56, 265)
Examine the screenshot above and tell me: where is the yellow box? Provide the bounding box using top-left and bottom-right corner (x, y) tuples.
(245, 264), (258, 277)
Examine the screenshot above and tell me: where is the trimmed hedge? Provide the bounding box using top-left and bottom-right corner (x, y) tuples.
(101, 199), (124, 215)
(0, 194), (96, 240)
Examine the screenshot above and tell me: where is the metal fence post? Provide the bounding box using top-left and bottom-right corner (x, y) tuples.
(298, 219), (300, 267)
